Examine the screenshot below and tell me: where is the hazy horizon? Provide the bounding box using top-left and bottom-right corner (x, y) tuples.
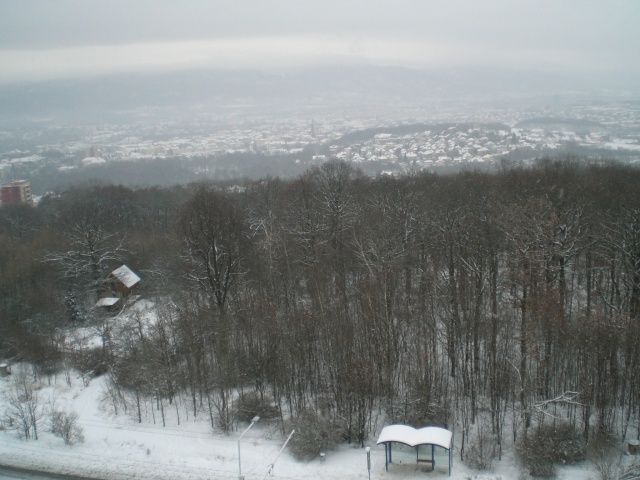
(1, 0), (638, 86)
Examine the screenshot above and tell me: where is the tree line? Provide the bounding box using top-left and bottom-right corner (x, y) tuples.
(1, 158), (639, 461)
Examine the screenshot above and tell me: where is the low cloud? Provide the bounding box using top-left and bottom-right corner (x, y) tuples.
(0, 34), (627, 85)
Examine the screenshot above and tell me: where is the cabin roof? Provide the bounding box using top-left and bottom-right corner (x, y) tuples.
(111, 265), (141, 289)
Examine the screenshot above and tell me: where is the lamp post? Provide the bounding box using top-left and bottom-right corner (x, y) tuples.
(265, 429), (295, 478)
(238, 415), (260, 480)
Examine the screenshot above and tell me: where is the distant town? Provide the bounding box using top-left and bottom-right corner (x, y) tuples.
(1, 99), (639, 193)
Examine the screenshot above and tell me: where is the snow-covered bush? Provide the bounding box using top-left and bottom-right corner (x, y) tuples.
(618, 462), (640, 480)
(517, 422), (585, 477)
(70, 347), (108, 377)
(587, 433), (640, 480)
(234, 392), (279, 423)
(594, 459), (640, 480)
(465, 423), (498, 471)
(49, 410), (84, 445)
(287, 410), (343, 461)
(587, 431), (622, 480)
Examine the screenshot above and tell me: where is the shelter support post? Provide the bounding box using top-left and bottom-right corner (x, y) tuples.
(384, 444), (388, 471)
(432, 444), (435, 469)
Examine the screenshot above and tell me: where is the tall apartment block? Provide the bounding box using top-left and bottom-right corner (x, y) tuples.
(0, 180), (33, 206)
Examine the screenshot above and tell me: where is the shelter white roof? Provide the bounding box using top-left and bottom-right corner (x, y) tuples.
(377, 425), (453, 450)
(95, 297), (120, 307)
(111, 265), (141, 289)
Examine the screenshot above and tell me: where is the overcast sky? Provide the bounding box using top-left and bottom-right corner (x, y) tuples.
(0, 0), (638, 84)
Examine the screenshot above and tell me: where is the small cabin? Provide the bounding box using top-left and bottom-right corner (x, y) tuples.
(0, 363), (11, 376)
(95, 296), (122, 312)
(95, 265), (141, 310)
(108, 265), (141, 297)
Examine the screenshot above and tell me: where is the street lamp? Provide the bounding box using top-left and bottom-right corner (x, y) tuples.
(238, 415), (260, 480)
(265, 429), (295, 478)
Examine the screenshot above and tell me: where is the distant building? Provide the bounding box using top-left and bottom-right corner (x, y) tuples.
(0, 180), (33, 206)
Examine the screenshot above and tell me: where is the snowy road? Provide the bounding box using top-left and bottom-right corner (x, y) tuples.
(0, 465), (101, 480)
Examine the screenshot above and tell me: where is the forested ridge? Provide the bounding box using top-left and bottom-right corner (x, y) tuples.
(1, 159), (640, 465)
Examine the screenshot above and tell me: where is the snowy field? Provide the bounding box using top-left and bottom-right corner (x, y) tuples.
(0, 366), (606, 480)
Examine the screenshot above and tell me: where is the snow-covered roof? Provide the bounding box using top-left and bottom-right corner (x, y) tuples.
(376, 425), (452, 450)
(95, 297), (120, 308)
(111, 265), (141, 289)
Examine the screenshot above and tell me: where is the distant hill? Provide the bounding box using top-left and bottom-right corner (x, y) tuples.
(1, 66), (638, 123)
(515, 117), (604, 132)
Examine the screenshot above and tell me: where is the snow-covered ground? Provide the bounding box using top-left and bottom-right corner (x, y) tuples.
(64, 299), (158, 351)
(0, 366), (606, 480)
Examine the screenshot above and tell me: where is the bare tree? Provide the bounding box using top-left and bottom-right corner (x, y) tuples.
(3, 369), (43, 440)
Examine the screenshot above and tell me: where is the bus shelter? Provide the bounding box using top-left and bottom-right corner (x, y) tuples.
(376, 425), (453, 476)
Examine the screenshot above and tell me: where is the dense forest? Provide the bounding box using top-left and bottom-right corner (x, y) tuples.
(1, 159), (640, 472)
